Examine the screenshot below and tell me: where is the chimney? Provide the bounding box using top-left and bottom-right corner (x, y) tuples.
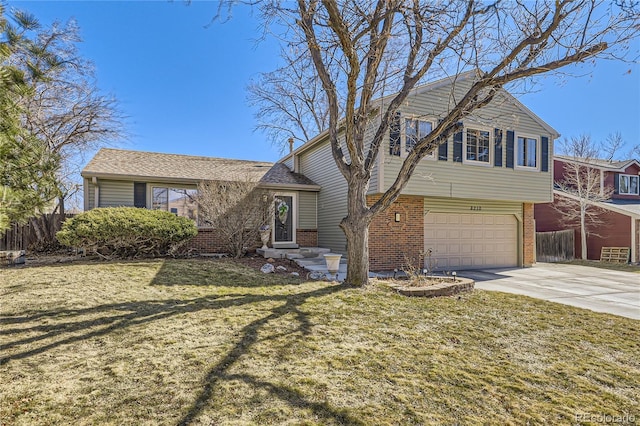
(288, 137), (294, 154)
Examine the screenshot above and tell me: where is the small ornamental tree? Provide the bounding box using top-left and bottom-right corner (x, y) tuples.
(554, 135), (618, 259)
(196, 179), (273, 258)
(56, 207), (197, 258)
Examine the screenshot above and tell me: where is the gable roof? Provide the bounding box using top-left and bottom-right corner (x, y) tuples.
(554, 189), (640, 219)
(82, 148), (320, 190)
(554, 155), (640, 172)
(280, 71), (559, 163)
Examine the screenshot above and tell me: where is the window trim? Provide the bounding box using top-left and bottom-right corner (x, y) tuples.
(150, 185), (200, 224)
(402, 115), (436, 159)
(515, 133), (540, 171)
(619, 174), (639, 195)
(463, 126), (493, 167)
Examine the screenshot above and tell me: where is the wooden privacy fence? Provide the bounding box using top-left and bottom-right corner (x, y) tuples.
(0, 214), (74, 251)
(536, 229), (575, 262)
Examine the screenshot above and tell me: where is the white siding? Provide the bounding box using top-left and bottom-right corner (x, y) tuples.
(381, 81), (554, 202)
(299, 142), (348, 254)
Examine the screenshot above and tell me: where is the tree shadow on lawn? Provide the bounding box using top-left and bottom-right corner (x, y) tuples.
(149, 257), (305, 288)
(0, 261), (358, 425)
(176, 284), (365, 426)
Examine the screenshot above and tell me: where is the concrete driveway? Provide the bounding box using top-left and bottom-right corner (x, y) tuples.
(460, 263), (640, 320)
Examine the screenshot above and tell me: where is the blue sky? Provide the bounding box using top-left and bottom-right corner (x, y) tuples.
(8, 1), (640, 163)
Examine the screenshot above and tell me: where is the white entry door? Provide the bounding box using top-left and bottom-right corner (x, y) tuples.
(424, 213), (518, 270)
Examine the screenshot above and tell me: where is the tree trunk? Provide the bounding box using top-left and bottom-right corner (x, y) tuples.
(340, 176), (372, 287)
(580, 206), (588, 260)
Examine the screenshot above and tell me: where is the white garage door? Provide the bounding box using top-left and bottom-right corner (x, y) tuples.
(424, 213), (518, 270)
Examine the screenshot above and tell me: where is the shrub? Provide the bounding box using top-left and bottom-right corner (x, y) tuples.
(57, 207), (198, 258)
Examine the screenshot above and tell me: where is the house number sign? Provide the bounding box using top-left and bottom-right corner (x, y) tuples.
(470, 206), (482, 211)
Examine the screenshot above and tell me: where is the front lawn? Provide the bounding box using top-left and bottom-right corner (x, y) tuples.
(1, 259), (638, 425)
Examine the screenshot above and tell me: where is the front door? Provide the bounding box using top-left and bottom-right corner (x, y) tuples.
(274, 195), (295, 245)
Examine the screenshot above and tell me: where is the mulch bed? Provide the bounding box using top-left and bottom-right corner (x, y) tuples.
(231, 254), (309, 277)
(13, 250), (310, 277)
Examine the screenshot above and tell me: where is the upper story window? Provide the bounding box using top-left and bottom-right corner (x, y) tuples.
(405, 118), (433, 153)
(517, 136), (538, 168)
(466, 128), (490, 163)
(619, 174), (639, 195)
(152, 187), (199, 222)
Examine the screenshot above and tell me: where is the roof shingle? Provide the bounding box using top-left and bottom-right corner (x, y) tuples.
(82, 148), (318, 188)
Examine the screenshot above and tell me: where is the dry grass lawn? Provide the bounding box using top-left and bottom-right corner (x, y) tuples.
(1, 258), (638, 425)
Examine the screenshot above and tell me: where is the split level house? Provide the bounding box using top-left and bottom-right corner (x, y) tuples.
(535, 156), (640, 263)
(82, 72), (558, 271)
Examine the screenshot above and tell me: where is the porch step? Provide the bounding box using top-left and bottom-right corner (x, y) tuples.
(272, 243), (299, 249)
(257, 247), (330, 260)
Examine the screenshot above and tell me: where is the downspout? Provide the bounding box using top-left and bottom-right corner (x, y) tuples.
(632, 218), (637, 263)
(515, 213), (524, 267)
(83, 178), (90, 211)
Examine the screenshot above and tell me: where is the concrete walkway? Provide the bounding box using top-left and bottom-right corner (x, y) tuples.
(460, 263), (640, 320)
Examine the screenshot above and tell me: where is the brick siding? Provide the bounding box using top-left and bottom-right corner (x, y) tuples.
(523, 203), (535, 266)
(188, 227), (319, 253)
(296, 229), (318, 247)
(367, 195), (424, 271)
(187, 228), (229, 253)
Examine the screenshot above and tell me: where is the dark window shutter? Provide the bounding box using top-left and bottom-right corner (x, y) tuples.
(438, 139), (449, 161)
(134, 182), (147, 208)
(614, 173), (619, 194)
(453, 130), (463, 162)
(506, 130), (515, 169)
(494, 129), (503, 167)
(389, 111), (401, 156)
(541, 136), (549, 172)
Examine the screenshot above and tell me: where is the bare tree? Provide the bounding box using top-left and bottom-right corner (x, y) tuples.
(248, 48), (332, 150)
(222, 1), (639, 285)
(554, 135), (617, 260)
(197, 179), (273, 258)
(5, 10), (126, 246)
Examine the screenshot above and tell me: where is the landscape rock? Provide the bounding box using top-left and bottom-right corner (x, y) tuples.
(290, 272), (300, 277)
(307, 271), (325, 280)
(276, 265), (287, 272)
(260, 263), (275, 274)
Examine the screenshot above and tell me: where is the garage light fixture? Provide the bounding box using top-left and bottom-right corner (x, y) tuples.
(394, 213), (401, 222)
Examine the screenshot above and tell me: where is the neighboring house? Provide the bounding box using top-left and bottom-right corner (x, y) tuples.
(280, 71), (557, 271)
(82, 72), (558, 271)
(535, 156), (640, 263)
(81, 149), (320, 251)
